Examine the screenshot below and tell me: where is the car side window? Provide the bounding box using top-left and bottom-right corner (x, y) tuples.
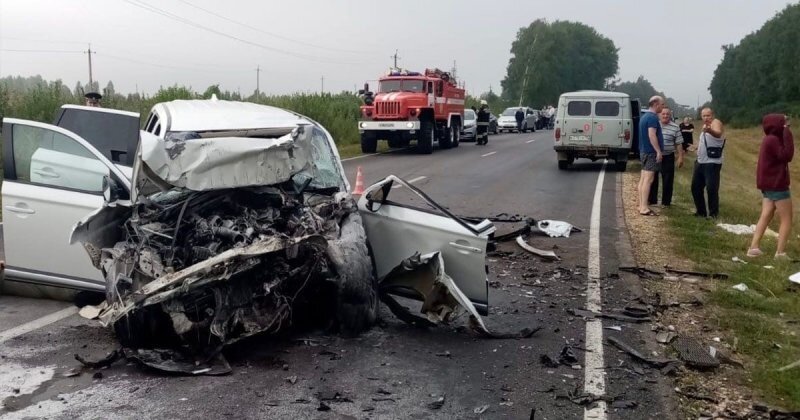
(567, 101), (592, 116)
(595, 101), (620, 117)
(12, 124), (109, 193)
(145, 113), (159, 133)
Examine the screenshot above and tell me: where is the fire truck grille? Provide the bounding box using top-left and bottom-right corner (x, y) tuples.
(377, 101), (401, 115)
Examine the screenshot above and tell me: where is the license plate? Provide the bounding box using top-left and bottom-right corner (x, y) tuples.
(569, 135), (589, 141)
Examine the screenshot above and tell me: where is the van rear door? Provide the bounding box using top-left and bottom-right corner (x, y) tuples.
(563, 99), (593, 145)
(591, 99), (624, 148)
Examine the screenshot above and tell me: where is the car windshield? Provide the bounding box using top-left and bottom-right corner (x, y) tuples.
(502, 108), (522, 116)
(464, 110), (476, 120)
(379, 79), (425, 93)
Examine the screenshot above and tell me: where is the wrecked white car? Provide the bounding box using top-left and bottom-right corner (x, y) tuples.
(70, 99), (503, 374)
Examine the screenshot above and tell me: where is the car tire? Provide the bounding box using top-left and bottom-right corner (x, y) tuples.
(418, 120), (434, 154)
(558, 160), (569, 170)
(452, 124), (460, 148)
(361, 132), (377, 154)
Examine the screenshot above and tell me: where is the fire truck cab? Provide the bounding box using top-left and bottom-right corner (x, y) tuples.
(358, 68), (465, 154)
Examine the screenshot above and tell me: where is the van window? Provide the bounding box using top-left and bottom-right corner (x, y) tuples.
(595, 101), (620, 117)
(567, 101), (591, 116)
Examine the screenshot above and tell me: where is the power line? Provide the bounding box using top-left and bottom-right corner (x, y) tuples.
(0, 48), (83, 53)
(96, 52), (248, 73)
(120, 0), (362, 65)
(173, 0), (371, 54)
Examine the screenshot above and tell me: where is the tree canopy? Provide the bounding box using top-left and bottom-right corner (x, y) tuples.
(613, 76), (693, 117)
(501, 20), (619, 108)
(709, 3), (800, 126)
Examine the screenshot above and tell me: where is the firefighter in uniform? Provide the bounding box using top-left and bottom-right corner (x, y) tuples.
(476, 100), (491, 145)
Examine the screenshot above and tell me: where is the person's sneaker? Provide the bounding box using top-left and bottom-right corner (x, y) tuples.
(746, 248), (763, 257)
(775, 252), (790, 260)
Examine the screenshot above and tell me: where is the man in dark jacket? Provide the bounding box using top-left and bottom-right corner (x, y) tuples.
(515, 108), (525, 132)
(476, 101), (491, 145)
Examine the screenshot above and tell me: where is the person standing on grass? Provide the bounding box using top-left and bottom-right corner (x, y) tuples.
(680, 116), (694, 152)
(690, 107), (726, 218)
(637, 95), (665, 216)
(748, 114), (794, 259)
(649, 106), (684, 207)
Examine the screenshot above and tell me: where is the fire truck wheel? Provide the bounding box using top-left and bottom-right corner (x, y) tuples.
(439, 125), (453, 149)
(418, 120), (434, 154)
(452, 125), (460, 148)
(360, 132), (377, 154)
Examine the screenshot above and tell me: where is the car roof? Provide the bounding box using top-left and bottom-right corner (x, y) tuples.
(559, 90), (630, 99)
(155, 99), (312, 132)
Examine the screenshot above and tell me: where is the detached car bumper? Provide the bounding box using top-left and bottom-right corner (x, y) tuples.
(358, 120), (420, 131)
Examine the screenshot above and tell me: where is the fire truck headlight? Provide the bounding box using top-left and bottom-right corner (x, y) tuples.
(360, 122), (367, 128)
(406, 122), (414, 128)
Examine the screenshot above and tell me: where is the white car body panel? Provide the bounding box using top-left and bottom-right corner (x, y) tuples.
(357, 176), (494, 310)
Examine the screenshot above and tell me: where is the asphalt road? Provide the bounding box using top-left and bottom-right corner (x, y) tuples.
(0, 131), (674, 419)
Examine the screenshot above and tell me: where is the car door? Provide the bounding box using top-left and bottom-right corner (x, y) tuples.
(357, 176), (495, 315)
(592, 98), (624, 148)
(564, 99), (593, 145)
(1, 119), (131, 291)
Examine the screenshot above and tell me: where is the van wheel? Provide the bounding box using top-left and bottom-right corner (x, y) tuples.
(615, 160), (628, 172)
(558, 160), (569, 170)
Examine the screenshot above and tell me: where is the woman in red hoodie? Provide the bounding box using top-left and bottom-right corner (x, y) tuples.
(747, 114), (794, 258)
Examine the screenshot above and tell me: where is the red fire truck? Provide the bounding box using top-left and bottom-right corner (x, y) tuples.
(357, 68), (465, 154)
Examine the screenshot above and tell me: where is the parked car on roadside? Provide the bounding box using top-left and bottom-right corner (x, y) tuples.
(497, 107), (538, 133)
(489, 113), (499, 134)
(460, 108), (477, 141)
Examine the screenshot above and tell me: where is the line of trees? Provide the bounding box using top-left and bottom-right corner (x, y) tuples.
(709, 3), (800, 127)
(0, 76), (362, 144)
(611, 76), (695, 118)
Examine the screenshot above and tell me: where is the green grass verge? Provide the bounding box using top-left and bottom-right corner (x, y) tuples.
(657, 127), (800, 408)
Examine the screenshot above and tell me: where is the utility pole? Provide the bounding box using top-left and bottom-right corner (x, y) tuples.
(321, 76), (324, 94)
(391, 49), (400, 69)
(85, 43), (95, 89)
(256, 65), (261, 97)
(451, 60), (457, 80)
(518, 35), (538, 107)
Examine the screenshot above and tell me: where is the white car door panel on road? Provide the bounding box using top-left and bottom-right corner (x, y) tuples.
(2, 119), (129, 291)
(358, 176), (494, 313)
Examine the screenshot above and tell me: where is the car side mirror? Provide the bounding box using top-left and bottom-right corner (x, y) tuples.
(102, 175), (123, 203)
(365, 179), (393, 212)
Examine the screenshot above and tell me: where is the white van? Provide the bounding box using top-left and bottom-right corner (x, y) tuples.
(553, 91), (640, 171)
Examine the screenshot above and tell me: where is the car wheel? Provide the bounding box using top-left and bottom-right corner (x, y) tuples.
(361, 132), (377, 154)
(558, 160), (569, 170)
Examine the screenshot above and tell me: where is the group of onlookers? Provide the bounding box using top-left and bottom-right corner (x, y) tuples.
(636, 95), (794, 259)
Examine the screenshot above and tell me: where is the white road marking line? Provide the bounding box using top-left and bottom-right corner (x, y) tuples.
(0, 306), (79, 344)
(341, 153), (377, 162)
(526, 139), (536, 144)
(392, 176), (427, 188)
(481, 151), (497, 157)
(584, 160), (608, 420)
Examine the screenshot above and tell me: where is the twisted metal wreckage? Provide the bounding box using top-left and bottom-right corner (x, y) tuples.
(72, 125), (537, 375)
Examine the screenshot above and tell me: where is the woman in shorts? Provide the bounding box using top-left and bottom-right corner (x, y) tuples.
(748, 114), (794, 258)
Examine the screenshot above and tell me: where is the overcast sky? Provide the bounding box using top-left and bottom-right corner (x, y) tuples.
(0, 0), (794, 106)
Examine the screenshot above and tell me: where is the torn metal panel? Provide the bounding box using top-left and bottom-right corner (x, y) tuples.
(380, 252), (539, 339)
(138, 126), (312, 191)
(516, 236), (560, 260)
